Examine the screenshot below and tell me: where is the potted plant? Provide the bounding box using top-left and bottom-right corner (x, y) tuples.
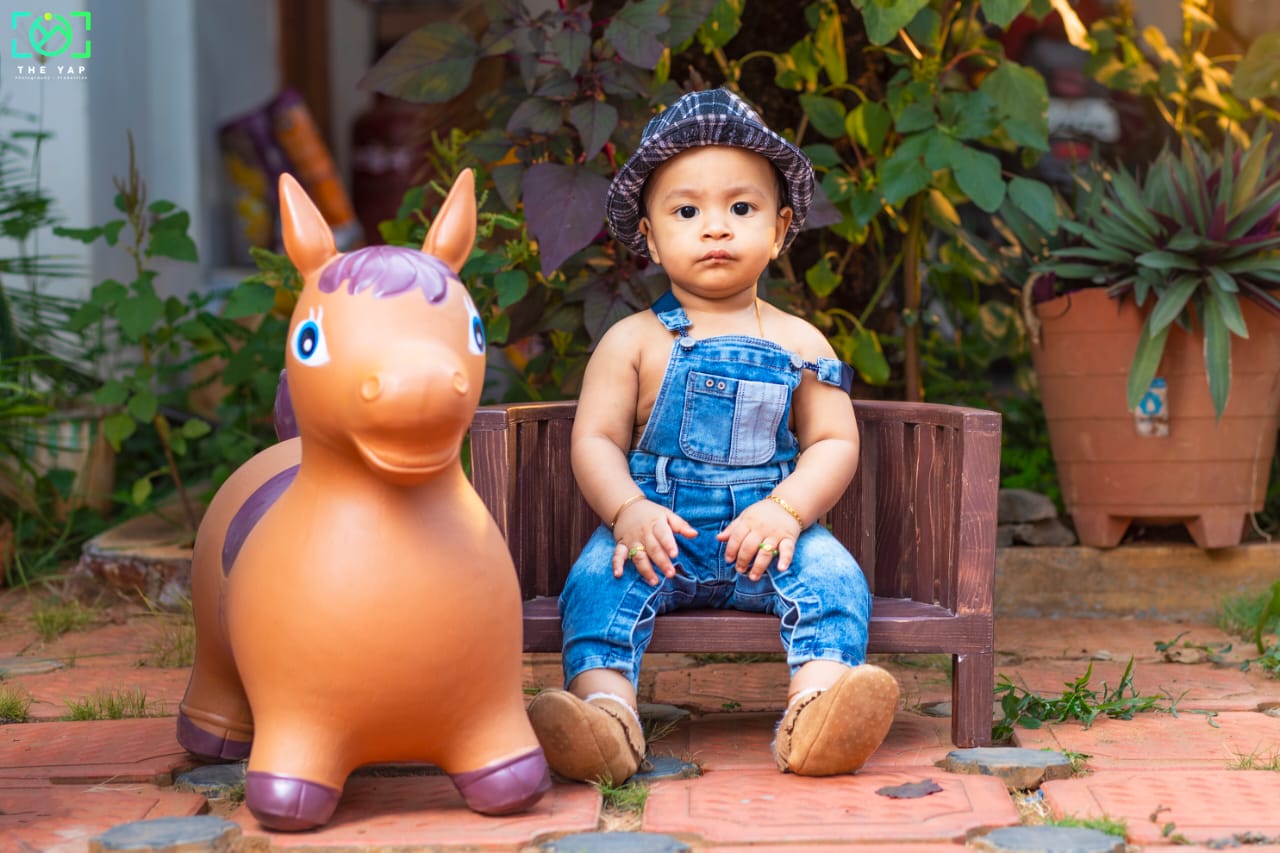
(1027, 130), (1280, 548)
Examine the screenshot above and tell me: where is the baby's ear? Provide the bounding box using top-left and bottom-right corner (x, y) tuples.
(772, 206), (794, 258)
(639, 217), (661, 264)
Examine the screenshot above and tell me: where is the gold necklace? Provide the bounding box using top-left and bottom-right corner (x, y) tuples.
(754, 297), (765, 337)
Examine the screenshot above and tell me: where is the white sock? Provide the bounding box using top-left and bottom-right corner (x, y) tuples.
(584, 691), (642, 728)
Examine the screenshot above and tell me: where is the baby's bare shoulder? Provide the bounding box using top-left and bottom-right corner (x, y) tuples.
(769, 308), (838, 360)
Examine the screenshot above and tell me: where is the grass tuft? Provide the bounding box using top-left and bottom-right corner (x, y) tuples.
(63, 687), (163, 721)
(0, 684), (32, 723)
(992, 658), (1171, 742)
(595, 778), (649, 813)
(32, 599), (97, 641)
(1047, 813), (1128, 836)
(1229, 747), (1280, 771)
(140, 596), (196, 668)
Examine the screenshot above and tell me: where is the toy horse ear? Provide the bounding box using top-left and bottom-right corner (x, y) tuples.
(421, 169), (476, 275)
(279, 173), (337, 278)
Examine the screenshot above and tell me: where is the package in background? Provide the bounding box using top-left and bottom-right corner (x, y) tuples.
(218, 109), (289, 260)
(270, 89), (362, 251)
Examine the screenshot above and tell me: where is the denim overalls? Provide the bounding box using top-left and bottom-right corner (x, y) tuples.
(559, 291), (872, 690)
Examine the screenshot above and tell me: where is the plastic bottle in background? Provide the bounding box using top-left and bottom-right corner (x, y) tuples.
(270, 89), (363, 251)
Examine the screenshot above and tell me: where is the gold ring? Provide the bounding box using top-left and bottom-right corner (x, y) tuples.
(628, 544), (647, 558)
(758, 540), (776, 551)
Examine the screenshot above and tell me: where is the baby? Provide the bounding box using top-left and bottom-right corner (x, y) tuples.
(527, 88), (899, 783)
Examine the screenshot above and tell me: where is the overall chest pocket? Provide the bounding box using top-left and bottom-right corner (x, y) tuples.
(680, 370), (789, 466)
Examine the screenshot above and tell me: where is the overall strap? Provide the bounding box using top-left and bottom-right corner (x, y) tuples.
(801, 357), (855, 394)
(651, 290), (691, 337)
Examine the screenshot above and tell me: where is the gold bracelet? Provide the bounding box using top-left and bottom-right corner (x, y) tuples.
(766, 494), (804, 529)
(609, 493), (646, 531)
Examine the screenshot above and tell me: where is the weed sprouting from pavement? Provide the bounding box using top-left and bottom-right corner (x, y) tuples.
(992, 658), (1170, 742)
(32, 599), (97, 641)
(0, 684), (32, 722)
(63, 688), (163, 720)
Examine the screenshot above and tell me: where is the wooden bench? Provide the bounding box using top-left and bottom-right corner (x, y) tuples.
(469, 399), (1001, 747)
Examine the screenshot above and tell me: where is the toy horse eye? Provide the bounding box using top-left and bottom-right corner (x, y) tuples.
(291, 309), (331, 367)
(463, 292), (486, 355)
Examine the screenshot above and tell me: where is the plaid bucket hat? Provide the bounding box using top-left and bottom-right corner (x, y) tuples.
(605, 88), (814, 259)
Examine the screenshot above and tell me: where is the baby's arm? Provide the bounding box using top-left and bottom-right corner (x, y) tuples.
(718, 324), (859, 580)
(573, 318), (697, 585)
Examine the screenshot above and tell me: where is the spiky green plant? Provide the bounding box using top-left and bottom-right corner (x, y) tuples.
(1035, 129), (1280, 418)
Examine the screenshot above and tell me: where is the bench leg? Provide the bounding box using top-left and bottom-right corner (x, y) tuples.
(951, 651), (994, 747)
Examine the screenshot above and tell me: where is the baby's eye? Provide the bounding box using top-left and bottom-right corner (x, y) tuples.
(676, 205), (698, 219)
(731, 201), (752, 216)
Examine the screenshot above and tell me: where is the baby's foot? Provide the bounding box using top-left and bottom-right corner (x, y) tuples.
(527, 690), (645, 784)
(773, 664), (899, 776)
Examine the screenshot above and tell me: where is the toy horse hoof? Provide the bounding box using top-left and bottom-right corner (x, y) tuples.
(176, 712), (252, 761)
(244, 771), (341, 831)
(451, 748), (552, 815)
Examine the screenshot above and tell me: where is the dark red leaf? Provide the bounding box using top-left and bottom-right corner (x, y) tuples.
(523, 163), (611, 277)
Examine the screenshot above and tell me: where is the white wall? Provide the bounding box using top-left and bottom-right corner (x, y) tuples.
(1, 0), (280, 302)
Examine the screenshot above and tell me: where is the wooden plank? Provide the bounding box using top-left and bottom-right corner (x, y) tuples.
(874, 419), (907, 598)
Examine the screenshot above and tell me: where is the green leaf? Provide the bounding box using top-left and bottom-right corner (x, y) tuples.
(102, 412), (137, 452)
(878, 149), (930, 207)
(182, 418), (213, 439)
(1136, 251), (1198, 271)
(103, 219), (127, 246)
(1201, 294), (1231, 418)
(53, 225), (103, 244)
(695, 0), (744, 51)
(148, 200), (176, 215)
(804, 255), (841, 297)
(568, 99), (618, 160)
(950, 145), (1006, 213)
(1209, 281), (1248, 337)
(131, 476), (153, 506)
(494, 269), (529, 308)
(804, 144), (842, 169)
(926, 188), (960, 228)
(1233, 31), (1280, 100)
(813, 0), (847, 85)
(853, 0), (930, 46)
(849, 327), (890, 384)
(127, 391), (158, 423)
(666, 0), (719, 47)
(799, 94), (847, 139)
(507, 97), (563, 135)
(1126, 319), (1172, 412)
(1147, 275), (1199, 333)
(980, 0), (1030, 28)
(485, 311), (510, 346)
(846, 102), (891, 156)
(148, 229), (198, 263)
(1007, 176), (1058, 234)
(1207, 265), (1239, 294)
(117, 292), (165, 342)
(93, 380), (130, 407)
(895, 101), (936, 134)
(551, 26), (591, 76)
(979, 62), (1050, 151)
(223, 281), (277, 319)
(359, 22), (478, 103)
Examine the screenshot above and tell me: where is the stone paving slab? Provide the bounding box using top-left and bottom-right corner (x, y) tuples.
(1042, 770), (1280, 846)
(997, 658), (1279, 712)
(1012, 712), (1279, 769)
(231, 776), (600, 850)
(0, 717), (192, 785)
(641, 769), (1019, 844)
(13, 664), (190, 721)
(995, 617), (1240, 664)
(705, 845), (967, 852)
(0, 783), (207, 853)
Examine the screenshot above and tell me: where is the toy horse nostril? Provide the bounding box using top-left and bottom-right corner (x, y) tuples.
(361, 375), (383, 401)
(453, 372), (469, 395)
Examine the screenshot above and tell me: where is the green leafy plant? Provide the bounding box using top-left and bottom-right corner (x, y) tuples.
(0, 683), (32, 723)
(63, 687), (160, 720)
(992, 658), (1170, 742)
(1047, 814), (1128, 836)
(140, 594), (195, 669)
(1034, 130), (1280, 418)
(595, 778), (650, 813)
(31, 598), (97, 641)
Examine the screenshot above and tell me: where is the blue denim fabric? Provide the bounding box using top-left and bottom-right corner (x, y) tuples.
(559, 291), (870, 690)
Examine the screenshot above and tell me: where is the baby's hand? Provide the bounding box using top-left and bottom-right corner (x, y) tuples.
(717, 499), (803, 581)
(612, 500), (697, 585)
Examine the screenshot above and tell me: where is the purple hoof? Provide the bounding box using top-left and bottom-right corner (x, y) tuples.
(176, 713), (251, 761)
(245, 771), (342, 831)
(451, 748), (551, 815)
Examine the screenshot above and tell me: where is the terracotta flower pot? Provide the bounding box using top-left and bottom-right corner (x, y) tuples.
(1031, 288), (1280, 548)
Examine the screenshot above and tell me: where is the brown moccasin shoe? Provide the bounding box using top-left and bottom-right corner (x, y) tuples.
(527, 690), (645, 784)
(773, 664), (899, 776)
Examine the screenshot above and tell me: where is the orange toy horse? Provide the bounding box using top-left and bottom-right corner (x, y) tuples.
(177, 171), (549, 830)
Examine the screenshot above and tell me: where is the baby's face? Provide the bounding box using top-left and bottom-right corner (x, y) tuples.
(639, 146), (792, 300)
